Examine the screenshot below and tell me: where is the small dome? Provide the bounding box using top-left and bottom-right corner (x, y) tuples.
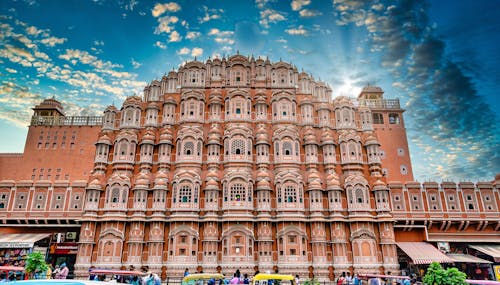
(104, 105), (118, 112)
(141, 130), (156, 143)
(326, 172), (340, 190)
(159, 127), (173, 143)
(135, 172), (151, 188)
(164, 96), (177, 105)
(333, 96), (354, 107)
(153, 171), (168, 189)
(123, 95), (142, 107)
(87, 177), (103, 190)
(303, 128), (318, 145)
(256, 179), (271, 190)
(320, 130), (335, 145)
(372, 179), (387, 191)
(256, 124), (269, 144)
(364, 134), (379, 146)
(97, 134), (112, 145)
(205, 179), (219, 190)
(361, 86), (383, 93)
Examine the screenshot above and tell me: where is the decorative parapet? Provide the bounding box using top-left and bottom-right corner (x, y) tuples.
(358, 98), (400, 109)
(30, 116), (103, 126)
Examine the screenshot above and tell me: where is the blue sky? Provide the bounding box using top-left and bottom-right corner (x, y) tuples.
(0, 0), (498, 181)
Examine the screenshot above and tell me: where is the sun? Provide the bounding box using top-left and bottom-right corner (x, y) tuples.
(335, 77), (362, 98)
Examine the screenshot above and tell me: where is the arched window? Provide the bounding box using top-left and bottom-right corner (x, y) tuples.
(179, 185), (192, 203)
(283, 141), (292, 156)
(372, 113), (384, 124)
(230, 183), (246, 201)
(184, 141), (194, 155)
(231, 139), (245, 155)
(284, 185), (297, 203)
(355, 188), (364, 203)
(389, 113), (400, 124)
(111, 188), (120, 203)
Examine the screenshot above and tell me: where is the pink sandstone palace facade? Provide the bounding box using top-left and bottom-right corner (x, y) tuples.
(0, 54), (499, 280)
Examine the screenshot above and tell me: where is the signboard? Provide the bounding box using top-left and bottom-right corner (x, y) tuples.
(33, 246), (48, 255)
(50, 243), (78, 255)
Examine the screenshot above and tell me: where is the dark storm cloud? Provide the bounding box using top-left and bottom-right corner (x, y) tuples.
(333, 0), (500, 179)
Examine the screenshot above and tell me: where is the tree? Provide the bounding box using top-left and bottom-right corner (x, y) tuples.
(25, 252), (49, 279)
(423, 262), (467, 285)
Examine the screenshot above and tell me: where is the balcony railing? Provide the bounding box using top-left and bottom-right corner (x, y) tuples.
(31, 116), (102, 126)
(358, 99), (400, 109)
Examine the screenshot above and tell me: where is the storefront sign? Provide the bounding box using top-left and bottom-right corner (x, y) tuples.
(0, 242), (34, 248)
(51, 243), (78, 255)
(33, 246), (47, 255)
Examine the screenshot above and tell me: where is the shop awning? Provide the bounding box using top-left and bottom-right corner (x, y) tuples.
(447, 253), (492, 264)
(0, 233), (50, 248)
(469, 245), (500, 259)
(396, 242), (455, 264)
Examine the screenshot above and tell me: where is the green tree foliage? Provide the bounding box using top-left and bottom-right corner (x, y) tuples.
(423, 262), (467, 285)
(25, 252), (48, 274)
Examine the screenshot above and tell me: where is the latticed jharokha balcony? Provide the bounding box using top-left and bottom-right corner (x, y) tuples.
(358, 98), (400, 109)
(30, 115), (103, 126)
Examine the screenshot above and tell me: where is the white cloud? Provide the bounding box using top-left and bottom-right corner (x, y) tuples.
(5, 68), (18, 73)
(191, 47), (203, 57)
(259, 9), (285, 28)
(177, 47), (190, 55)
(40, 36), (67, 47)
(154, 41), (167, 49)
(130, 58), (142, 69)
(291, 0), (310, 11)
(154, 15), (179, 34)
(186, 31), (201, 40)
(199, 5), (224, 23)
(299, 9), (321, 17)
(25, 25), (46, 37)
(152, 2), (181, 17)
(207, 29), (234, 45)
(168, 30), (182, 42)
(93, 40), (104, 46)
(276, 38), (287, 43)
(255, 0), (270, 9)
(285, 25), (308, 35)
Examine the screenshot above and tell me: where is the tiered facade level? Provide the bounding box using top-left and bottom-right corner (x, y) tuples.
(0, 54), (498, 280)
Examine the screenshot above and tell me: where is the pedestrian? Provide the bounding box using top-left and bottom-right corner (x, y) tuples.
(295, 275), (300, 285)
(184, 268), (190, 277)
(55, 263), (69, 279)
(346, 273), (352, 285)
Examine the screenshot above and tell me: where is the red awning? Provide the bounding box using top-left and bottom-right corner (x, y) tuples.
(396, 242), (455, 264)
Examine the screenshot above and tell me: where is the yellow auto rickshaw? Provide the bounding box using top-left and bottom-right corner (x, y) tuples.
(252, 273), (297, 285)
(182, 273), (226, 285)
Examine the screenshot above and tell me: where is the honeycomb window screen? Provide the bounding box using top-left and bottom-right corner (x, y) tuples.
(179, 185), (192, 203)
(230, 183), (246, 201)
(231, 139), (245, 155)
(184, 141), (194, 155)
(284, 185), (297, 202)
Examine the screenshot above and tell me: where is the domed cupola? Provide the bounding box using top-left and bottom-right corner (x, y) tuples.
(325, 172), (341, 191)
(256, 168), (271, 190)
(153, 171), (169, 190)
(307, 169), (323, 191)
(303, 127), (318, 146)
(255, 124), (270, 145)
(134, 172), (151, 190)
(140, 130), (156, 145)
